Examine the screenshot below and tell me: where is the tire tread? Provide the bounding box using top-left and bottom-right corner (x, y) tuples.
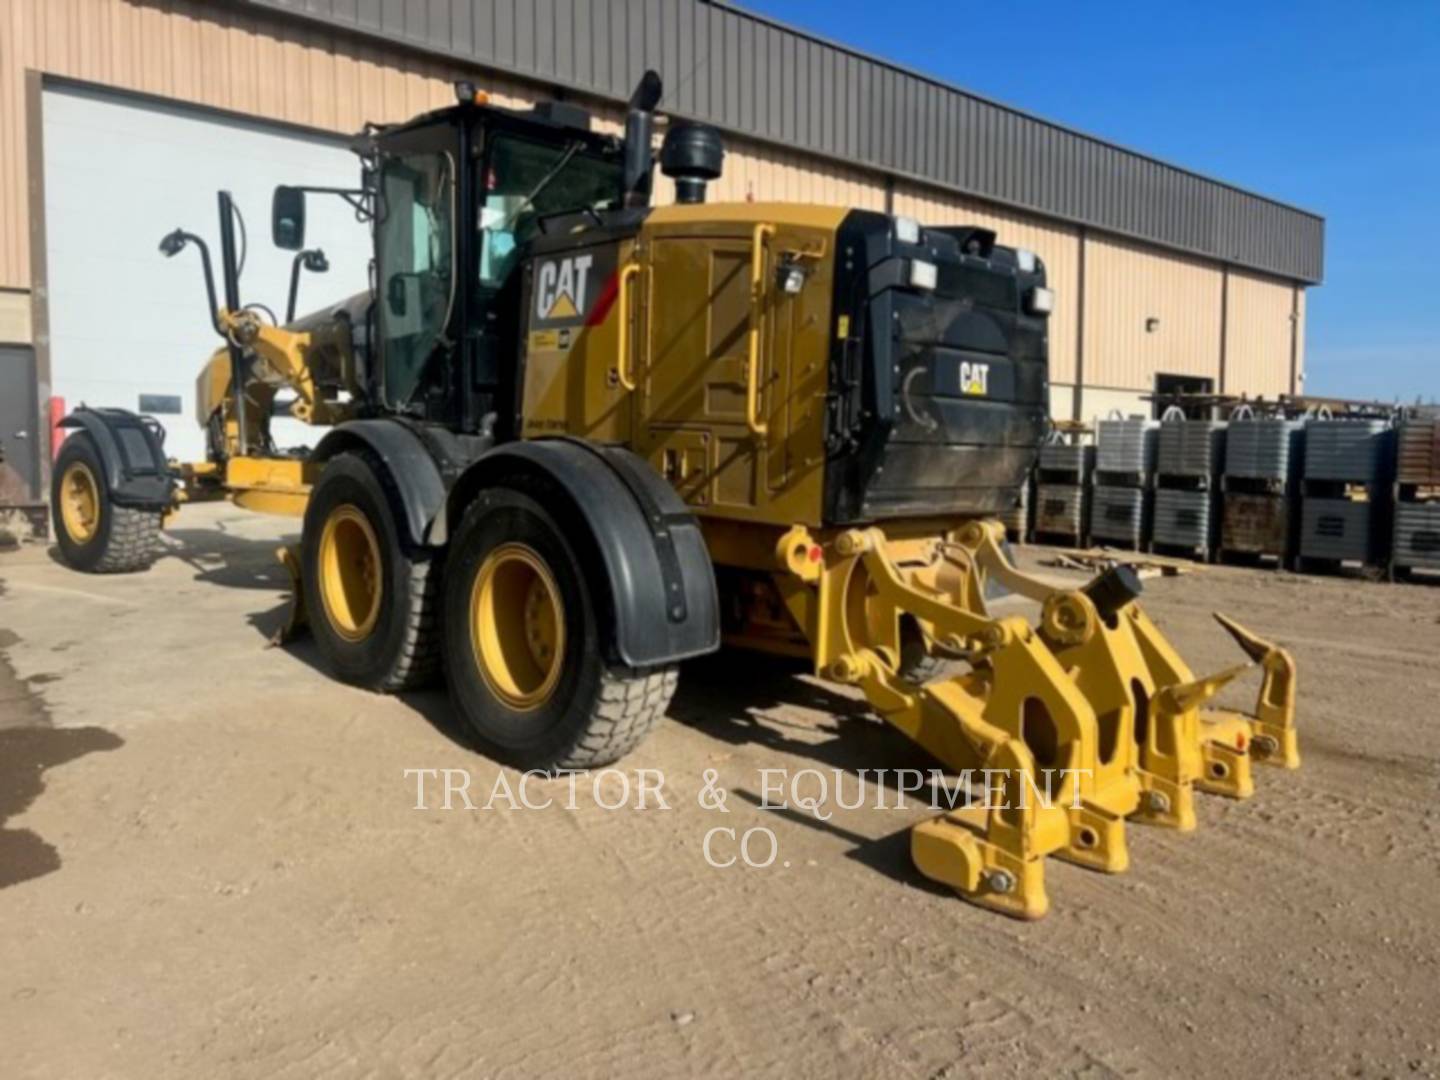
(354, 447), (442, 693)
(90, 504), (162, 573)
(556, 665), (679, 769)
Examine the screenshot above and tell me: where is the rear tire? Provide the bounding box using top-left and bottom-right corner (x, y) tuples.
(51, 433), (162, 573)
(302, 450), (440, 692)
(443, 479), (676, 770)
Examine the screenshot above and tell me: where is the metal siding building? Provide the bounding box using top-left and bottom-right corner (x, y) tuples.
(0, 0), (1322, 505)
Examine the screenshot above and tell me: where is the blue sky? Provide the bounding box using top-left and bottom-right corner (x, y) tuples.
(747, 0), (1439, 403)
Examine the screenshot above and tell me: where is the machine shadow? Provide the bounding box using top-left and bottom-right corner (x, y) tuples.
(669, 650), (937, 775)
(44, 524), (300, 595)
(0, 725), (125, 890)
(164, 527), (300, 592)
(671, 650), (954, 894)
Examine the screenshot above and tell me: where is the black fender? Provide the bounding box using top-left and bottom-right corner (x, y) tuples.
(445, 438), (721, 668)
(311, 420), (448, 548)
(58, 406), (174, 509)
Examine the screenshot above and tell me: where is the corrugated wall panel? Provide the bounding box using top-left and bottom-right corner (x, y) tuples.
(1224, 269), (1295, 398)
(892, 184), (1080, 385)
(1083, 233), (1222, 391)
(243, 0), (1324, 283)
(0, 0), (545, 289)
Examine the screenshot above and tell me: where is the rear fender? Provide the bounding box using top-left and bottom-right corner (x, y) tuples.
(57, 407), (174, 509)
(445, 438), (720, 668)
(311, 420), (448, 549)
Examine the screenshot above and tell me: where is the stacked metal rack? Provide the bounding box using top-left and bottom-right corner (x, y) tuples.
(1297, 417), (1393, 574)
(997, 466), (1033, 542)
(1220, 407), (1304, 566)
(1150, 406), (1226, 561)
(1090, 414), (1157, 550)
(1390, 413), (1440, 580)
(1032, 430), (1093, 546)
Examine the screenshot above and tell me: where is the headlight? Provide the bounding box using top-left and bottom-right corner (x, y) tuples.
(1017, 248), (1037, 273)
(1026, 286), (1055, 315)
(894, 216), (922, 245)
(909, 259), (938, 290)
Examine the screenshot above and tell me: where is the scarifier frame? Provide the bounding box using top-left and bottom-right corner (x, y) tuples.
(777, 519), (1299, 918)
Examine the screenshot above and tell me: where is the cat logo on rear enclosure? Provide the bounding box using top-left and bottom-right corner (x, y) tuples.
(960, 360), (990, 396)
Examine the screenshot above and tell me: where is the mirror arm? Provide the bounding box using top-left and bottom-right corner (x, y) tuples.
(185, 232), (224, 337)
(286, 251), (305, 325)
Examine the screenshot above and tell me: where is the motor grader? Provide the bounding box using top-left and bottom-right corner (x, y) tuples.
(48, 71), (1298, 918)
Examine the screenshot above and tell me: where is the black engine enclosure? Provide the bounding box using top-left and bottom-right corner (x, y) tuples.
(822, 211), (1050, 524)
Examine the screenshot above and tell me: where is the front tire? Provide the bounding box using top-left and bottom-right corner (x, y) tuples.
(443, 479), (676, 770)
(51, 432), (161, 573)
(301, 450), (440, 691)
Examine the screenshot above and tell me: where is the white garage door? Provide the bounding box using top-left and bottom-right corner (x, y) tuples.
(43, 83), (374, 464)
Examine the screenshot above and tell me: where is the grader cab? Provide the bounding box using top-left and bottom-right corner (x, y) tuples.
(49, 71), (1298, 918)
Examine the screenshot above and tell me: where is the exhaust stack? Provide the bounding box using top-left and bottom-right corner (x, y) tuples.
(622, 70), (663, 208)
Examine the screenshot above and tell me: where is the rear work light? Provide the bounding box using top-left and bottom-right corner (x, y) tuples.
(1026, 286), (1055, 315)
(909, 259), (939, 290)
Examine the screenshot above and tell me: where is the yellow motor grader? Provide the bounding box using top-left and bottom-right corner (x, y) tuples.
(49, 72), (1297, 918)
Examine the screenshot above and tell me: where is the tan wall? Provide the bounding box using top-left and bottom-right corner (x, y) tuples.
(892, 184), (1081, 386)
(1293, 288), (1306, 394)
(1225, 269), (1296, 398)
(1075, 386), (1150, 424)
(658, 132), (887, 211)
(0, 288), (30, 342)
(1082, 233), (1222, 390)
(1049, 382), (1075, 421)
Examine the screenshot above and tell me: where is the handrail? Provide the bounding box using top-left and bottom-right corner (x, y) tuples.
(615, 262), (641, 392)
(747, 223), (777, 438)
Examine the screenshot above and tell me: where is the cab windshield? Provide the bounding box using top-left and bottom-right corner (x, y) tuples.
(478, 133), (622, 288)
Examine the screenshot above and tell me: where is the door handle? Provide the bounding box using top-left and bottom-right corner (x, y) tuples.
(614, 262), (641, 392)
(747, 223), (777, 438)
(13, 431), (28, 439)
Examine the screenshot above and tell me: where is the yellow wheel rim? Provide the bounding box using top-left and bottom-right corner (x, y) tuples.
(470, 543), (566, 711)
(317, 504), (383, 642)
(60, 460), (101, 543)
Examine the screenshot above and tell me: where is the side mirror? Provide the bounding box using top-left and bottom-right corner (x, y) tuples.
(272, 186), (306, 250)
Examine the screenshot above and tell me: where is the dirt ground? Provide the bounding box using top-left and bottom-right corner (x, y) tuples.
(2, 503), (1438, 1079)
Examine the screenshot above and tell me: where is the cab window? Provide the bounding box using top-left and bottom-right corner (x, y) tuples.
(478, 134), (622, 289)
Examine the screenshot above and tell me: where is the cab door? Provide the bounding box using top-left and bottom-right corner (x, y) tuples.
(372, 122), (461, 420)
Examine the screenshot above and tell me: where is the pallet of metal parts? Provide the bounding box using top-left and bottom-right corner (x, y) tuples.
(1297, 418), (1394, 574)
(1151, 487), (1217, 560)
(1299, 496), (1383, 571)
(1396, 413), (1440, 489)
(997, 468), (1033, 541)
(1156, 406), (1226, 485)
(1219, 406), (1305, 564)
(1390, 413), (1440, 579)
(1223, 408), (1304, 489)
(1039, 437), (1093, 481)
(1392, 501), (1440, 578)
(1221, 492), (1293, 563)
(1090, 484), (1149, 550)
(1302, 418), (1392, 487)
(1034, 483), (1089, 544)
(1095, 413), (1158, 482)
